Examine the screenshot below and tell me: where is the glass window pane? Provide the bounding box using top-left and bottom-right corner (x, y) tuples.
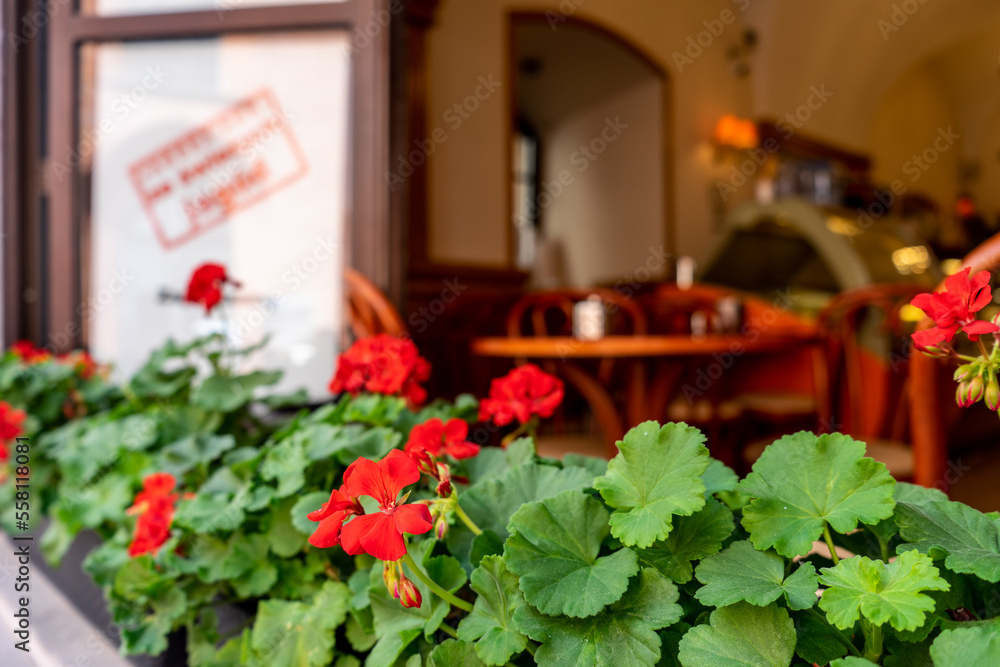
(81, 0), (343, 16)
(80, 31), (351, 399)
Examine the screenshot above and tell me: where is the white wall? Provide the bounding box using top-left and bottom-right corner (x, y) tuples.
(542, 78), (665, 286)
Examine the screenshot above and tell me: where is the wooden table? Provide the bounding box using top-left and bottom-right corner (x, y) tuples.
(471, 330), (819, 454)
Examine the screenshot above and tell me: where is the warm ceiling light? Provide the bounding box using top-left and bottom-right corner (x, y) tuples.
(713, 114), (759, 150)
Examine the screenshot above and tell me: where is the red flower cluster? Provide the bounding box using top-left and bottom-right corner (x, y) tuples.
(307, 449), (432, 561)
(57, 351), (99, 380)
(478, 363), (564, 426)
(0, 401), (26, 466)
(329, 335), (431, 407)
(127, 473), (181, 557)
(10, 340), (50, 363)
(911, 268), (999, 352)
(185, 263), (238, 314)
(404, 418), (479, 464)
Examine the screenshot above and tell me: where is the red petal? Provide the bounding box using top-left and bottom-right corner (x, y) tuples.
(442, 418), (468, 443)
(445, 441), (480, 460)
(392, 504), (433, 536)
(360, 513), (408, 561)
(308, 487), (355, 521)
(308, 512), (346, 548)
(340, 513), (381, 555)
(962, 320), (999, 335)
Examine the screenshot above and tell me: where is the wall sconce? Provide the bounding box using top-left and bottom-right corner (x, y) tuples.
(712, 114), (758, 151)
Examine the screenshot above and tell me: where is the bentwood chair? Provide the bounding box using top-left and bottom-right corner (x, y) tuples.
(344, 268), (406, 339)
(816, 284), (929, 478)
(911, 233), (1000, 491)
(506, 289), (648, 455)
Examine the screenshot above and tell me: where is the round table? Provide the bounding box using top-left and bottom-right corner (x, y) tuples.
(471, 330), (819, 455)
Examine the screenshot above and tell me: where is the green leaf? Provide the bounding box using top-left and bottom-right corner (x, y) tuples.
(694, 541), (817, 610)
(174, 491), (247, 533)
(830, 659), (878, 666)
(637, 497), (733, 584)
(702, 459), (739, 496)
(514, 568), (682, 667)
(930, 625), (1000, 666)
(266, 498), (308, 557)
(737, 432), (896, 557)
(158, 434), (237, 476)
(895, 499), (1000, 582)
(505, 490), (640, 617)
(793, 609), (853, 665)
(117, 587), (188, 656)
(677, 602), (796, 667)
(817, 549), (950, 631)
(291, 491), (332, 535)
(248, 581), (349, 667)
(469, 530), (505, 568)
(563, 453), (608, 479)
(457, 556), (528, 666)
(261, 439), (309, 498)
(460, 463), (595, 541)
(594, 421), (710, 548)
(427, 639), (487, 667)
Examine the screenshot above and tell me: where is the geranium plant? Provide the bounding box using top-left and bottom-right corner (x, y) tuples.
(13, 325), (1000, 666)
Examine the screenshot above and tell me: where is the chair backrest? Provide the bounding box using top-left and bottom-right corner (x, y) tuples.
(817, 284), (928, 441)
(506, 288), (648, 338)
(344, 268), (406, 338)
(911, 233), (1000, 490)
(640, 283), (734, 335)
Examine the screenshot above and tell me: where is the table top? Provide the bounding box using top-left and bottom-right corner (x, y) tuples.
(471, 330), (819, 359)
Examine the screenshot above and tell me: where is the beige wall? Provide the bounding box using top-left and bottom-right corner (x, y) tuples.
(426, 0), (753, 268)
(542, 78), (665, 287)
(868, 65), (960, 213)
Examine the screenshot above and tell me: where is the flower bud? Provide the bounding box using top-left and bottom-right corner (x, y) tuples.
(968, 375), (985, 404)
(383, 561), (401, 599)
(399, 576), (422, 608)
(955, 364), (975, 383)
(434, 513), (449, 540)
(436, 479), (453, 497)
(957, 383), (973, 408)
(986, 380), (1000, 412)
(921, 344), (949, 358)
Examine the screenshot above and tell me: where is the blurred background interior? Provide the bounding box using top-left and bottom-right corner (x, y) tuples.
(4, 0), (1000, 507)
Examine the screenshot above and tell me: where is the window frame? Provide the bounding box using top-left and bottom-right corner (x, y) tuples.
(3, 0), (391, 349)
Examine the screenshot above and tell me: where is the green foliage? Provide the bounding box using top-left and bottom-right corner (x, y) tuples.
(505, 490), (639, 618)
(594, 421), (710, 548)
(738, 432), (896, 557)
(818, 550), (950, 631)
(12, 341), (1000, 667)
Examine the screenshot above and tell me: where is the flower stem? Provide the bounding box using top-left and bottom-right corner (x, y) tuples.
(823, 523), (840, 566)
(452, 495), (483, 536)
(439, 623), (458, 638)
(862, 619), (883, 662)
(402, 553), (473, 612)
(978, 337), (990, 360)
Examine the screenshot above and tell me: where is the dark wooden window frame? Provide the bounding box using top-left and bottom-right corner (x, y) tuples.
(3, 0), (390, 350)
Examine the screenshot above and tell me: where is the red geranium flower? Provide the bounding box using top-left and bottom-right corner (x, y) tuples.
(306, 485), (364, 548)
(329, 335), (432, 407)
(911, 268), (999, 351)
(478, 363), (564, 426)
(57, 351), (99, 380)
(127, 473), (182, 557)
(184, 263), (239, 313)
(339, 450), (433, 561)
(0, 402), (26, 466)
(10, 340), (50, 363)
(404, 418), (480, 464)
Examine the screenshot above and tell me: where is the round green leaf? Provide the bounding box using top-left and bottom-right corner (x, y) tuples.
(694, 540), (817, 610)
(594, 421), (710, 548)
(737, 432), (895, 557)
(678, 602), (796, 667)
(505, 490), (639, 618)
(930, 625), (1000, 666)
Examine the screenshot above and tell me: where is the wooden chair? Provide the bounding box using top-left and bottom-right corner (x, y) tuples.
(910, 233), (1000, 491)
(344, 268), (406, 339)
(506, 289), (648, 456)
(816, 284), (929, 478)
(743, 283), (929, 479)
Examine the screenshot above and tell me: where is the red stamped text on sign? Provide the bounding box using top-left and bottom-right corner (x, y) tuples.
(128, 88), (309, 251)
